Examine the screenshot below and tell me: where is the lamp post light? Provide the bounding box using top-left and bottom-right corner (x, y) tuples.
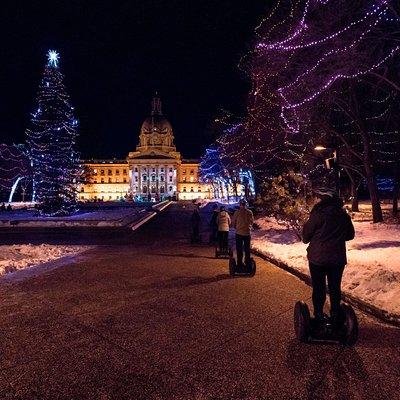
(314, 145), (341, 197)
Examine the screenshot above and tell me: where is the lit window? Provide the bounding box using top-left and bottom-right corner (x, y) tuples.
(190, 170), (194, 174)
(190, 187), (194, 192)
(135, 176), (138, 182)
(123, 169), (127, 174)
(134, 167), (138, 172)
(93, 169), (97, 175)
(161, 168), (164, 172)
(169, 168), (173, 172)
(160, 175), (165, 182)
(152, 168), (156, 172)
(169, 176), (173, 182)
(190, 177), (194, 182)
(143, 175), (147, 181)
(116, 169), (120, 175)
(123, 178), (127, 183)
(169, 186), (173, 191)
(151, 175), (156, 182)
(183, 187), (187, 192)
(183, 177), (186, 182)
(81, 187), (84, 192)
(100, 170), (105, 175)
(108, 169), (112, 175)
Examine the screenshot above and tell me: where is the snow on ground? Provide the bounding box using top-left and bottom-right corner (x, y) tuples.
(0, 244), (89, 276)
(253, 217), (400, 316)
(0, 206), (146, 227)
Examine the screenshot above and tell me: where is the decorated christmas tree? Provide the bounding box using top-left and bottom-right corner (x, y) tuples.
(26, 50), (79, 215)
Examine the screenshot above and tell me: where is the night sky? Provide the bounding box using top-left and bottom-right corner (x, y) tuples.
(1, 0), (269, 159)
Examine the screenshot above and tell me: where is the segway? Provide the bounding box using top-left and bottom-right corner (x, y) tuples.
(294, 301), (358, 345)
(229, 256), (256, 277)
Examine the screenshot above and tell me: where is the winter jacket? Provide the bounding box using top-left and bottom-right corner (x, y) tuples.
(232, 208), (254, 236)
(217, 210), (231, 232)
(303, 196), (355, 266)
(210, 210), (219, 228)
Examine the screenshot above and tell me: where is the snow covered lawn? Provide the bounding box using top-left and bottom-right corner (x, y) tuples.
(0, 244), (89, 276)
(0, 206), (146, 228)
(253, 217), (400, 317)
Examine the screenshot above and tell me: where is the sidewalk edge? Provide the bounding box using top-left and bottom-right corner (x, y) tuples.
(251, 248), (400, 328)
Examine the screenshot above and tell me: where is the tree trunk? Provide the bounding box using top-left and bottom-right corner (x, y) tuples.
(365, 165), (383, 222)
(362, 134), (383, 223)
(351, 183), (359, 212)
(245, 183), (250, 200)
(393, 161), (399, 216)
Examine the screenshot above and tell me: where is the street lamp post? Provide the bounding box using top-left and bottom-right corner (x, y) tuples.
(314, 145), (341, 198)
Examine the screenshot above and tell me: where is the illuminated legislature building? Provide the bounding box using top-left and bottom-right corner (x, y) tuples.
(79, 96), (212, 201)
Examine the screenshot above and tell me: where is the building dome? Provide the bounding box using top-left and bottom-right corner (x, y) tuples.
(141, 115), (173, 134)
(140, 95), (173, 135)
(137, 95), (176, 150)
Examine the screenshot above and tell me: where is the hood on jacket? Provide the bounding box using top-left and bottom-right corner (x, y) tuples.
(312, 196), (344, 215)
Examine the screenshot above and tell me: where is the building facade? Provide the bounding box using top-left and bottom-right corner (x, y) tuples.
(79, 96), (212, 202)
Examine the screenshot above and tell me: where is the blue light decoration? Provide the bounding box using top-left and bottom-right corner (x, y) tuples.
(26, 50), (80, 216)
(47, 50), (59, 67)
(200, 146), (255, 201)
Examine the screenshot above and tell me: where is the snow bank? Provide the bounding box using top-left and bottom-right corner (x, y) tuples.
(0, 206), (146, 228)
(253, 217), (400, 316)
(0, 244), (88, 275)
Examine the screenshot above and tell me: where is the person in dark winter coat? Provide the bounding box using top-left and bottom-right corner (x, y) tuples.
(191, 205), (201, 240)
(209, 204), (219, 242)
(303, 188), (355, 323)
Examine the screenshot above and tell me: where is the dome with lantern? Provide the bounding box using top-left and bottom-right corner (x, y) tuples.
(138, 95), (175, 149)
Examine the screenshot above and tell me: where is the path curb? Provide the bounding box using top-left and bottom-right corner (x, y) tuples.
(252, 248), (400, 328)
(130, 201), (173, 231)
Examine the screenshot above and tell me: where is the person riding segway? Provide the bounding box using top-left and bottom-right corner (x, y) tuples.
(229, 199), (256, 276)
(294, 187), (358, 345)
(215, 206), (232, 258)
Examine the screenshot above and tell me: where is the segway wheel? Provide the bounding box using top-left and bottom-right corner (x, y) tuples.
(229, 258), (236, 277)
(294, 301), (310, 343)
(249, 258), (256, 277)
(340, 304), (358, 346)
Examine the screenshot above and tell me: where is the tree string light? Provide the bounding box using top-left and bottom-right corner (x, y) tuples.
(26, 50), (80, 216)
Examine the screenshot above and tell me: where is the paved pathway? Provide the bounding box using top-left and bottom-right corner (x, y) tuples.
(0, 202), (399, 399)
